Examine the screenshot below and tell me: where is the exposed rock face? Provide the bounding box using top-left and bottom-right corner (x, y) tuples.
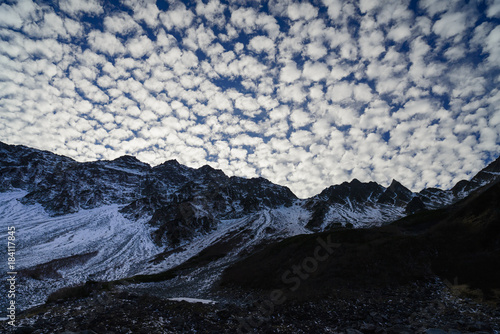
(2, 140), (500, 246)
(0, 141), (297, 246)
(405, 196), (426, 214)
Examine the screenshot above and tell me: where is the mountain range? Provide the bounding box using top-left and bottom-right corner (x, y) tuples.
(2, 141), (499, 242)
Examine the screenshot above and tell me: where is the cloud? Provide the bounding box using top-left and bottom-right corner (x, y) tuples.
(59, 0), (103, 17)
(326, 82), (353, 102)
(126, 35), (154, 58)
(485, 26), (500, 67)
(1, 0), (499, 199)
(230, 6), (280, 39)
(159, 4), (194, 30)
(249, 35), (275, 56)
(387, 24), (412, 42)
(359, 0), (379, 14)
(290, 109), (312, 128)
(87, 30), (126, 56)
(0, 3), (23, 29)
(302, 61), (329, 81)
(287, 2), (318, 21)
(487, 0), (500, 17)
(359, 29), (385, 59)
(432, 12), (468, 39)
(196, 0), (227, 27)
(419, 0), (448, 17)
(104, 12), (142, 36)
(280, 61), (302, 83)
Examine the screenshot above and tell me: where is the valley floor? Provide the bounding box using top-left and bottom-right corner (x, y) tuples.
(2, 279), (499, 334)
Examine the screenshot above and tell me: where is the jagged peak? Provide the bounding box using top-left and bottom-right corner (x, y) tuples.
(198, 164), (216, 171)
(197, 164), (226, 176)
(350, 178), (362, 185)
(165, 158), (180, 165)
(387, 179), (411, 193)
(112, 155), (144, 164)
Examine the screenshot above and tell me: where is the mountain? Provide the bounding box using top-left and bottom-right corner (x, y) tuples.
(4, 141), (499, 235)
(1, 140), (500, 315)
(221, 178), (500, 297)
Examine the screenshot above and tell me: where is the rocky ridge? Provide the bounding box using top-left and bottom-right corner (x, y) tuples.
(2, 141), (499, 247)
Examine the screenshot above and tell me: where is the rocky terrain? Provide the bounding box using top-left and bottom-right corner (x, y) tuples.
(1, 141), (500, 333)
(3, 280), (500, 333)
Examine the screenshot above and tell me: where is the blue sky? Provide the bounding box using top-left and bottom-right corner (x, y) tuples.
(0, 0), (499, 198)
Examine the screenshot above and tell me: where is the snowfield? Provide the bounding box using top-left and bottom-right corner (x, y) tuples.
(0, 191), (312, 310)
(0, 191), (161, 310)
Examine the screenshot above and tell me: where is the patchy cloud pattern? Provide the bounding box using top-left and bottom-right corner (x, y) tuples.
(0, 0), (499, 198)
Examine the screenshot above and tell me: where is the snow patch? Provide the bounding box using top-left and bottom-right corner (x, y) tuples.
(168, 297), (216, 304)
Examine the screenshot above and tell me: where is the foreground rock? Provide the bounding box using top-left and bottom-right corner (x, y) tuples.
(3, 279), (499, 334)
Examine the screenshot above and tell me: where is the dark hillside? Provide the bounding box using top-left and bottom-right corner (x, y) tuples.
(221, 180), (500, 301)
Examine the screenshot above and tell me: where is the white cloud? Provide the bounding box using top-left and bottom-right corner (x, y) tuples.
(322, 0), (342, 20)
(290, 109), (311, 128)
(487, 0), (500, 17)
(387, 24), (412, 42)
(359, 29), (385, 59)
(302, 61), (329, 81)
(306, 42), (327, 60)
(59, 0), (103, 17)
(104, 12), (142, 36)
(196, 0), (226, 27)
(419, 0), (448, 17)
(0, 3), (23, 29)
(359, 0), (379, 14)
(287, 2), (318, 21)
(326, 82), (353, 102)
(290, 130), (314, 146)
(485, 26), (500, 67)
(126, 35), (154, 58)
(249, 35), (275, 56)
(280, 61), (302, 83)
(359, 100), (394, 131)
(432, 12), (468, 39)
(87, 30), (126, 56)
(230, 7), (258, 33)
(160, 4), (194, 30)
(278, 82), (307, 103)
(231, 6), (280, 39)
(235, 95), (260, 116)
(393, 99), (434, 121)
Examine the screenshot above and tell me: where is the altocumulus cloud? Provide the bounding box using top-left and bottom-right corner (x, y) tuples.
(0, 0), (499, 198)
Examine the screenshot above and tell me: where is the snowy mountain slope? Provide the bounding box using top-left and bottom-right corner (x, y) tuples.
(119, 205), (312, 301)
(0, 189), (309, 310)
(0, 191), (161, 310)
(304, 179), (412, 230)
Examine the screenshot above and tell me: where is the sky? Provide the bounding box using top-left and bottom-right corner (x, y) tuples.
(0, 0), (499, 198)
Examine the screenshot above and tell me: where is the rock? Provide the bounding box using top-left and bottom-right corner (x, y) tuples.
(468, 321), (488, 331)
(345, 329), (363, 334)
(14, 327), (35, 334)
(388, 324), (413, 333)
(424, 329), (447, 334)
(359, 323), (377, 332)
